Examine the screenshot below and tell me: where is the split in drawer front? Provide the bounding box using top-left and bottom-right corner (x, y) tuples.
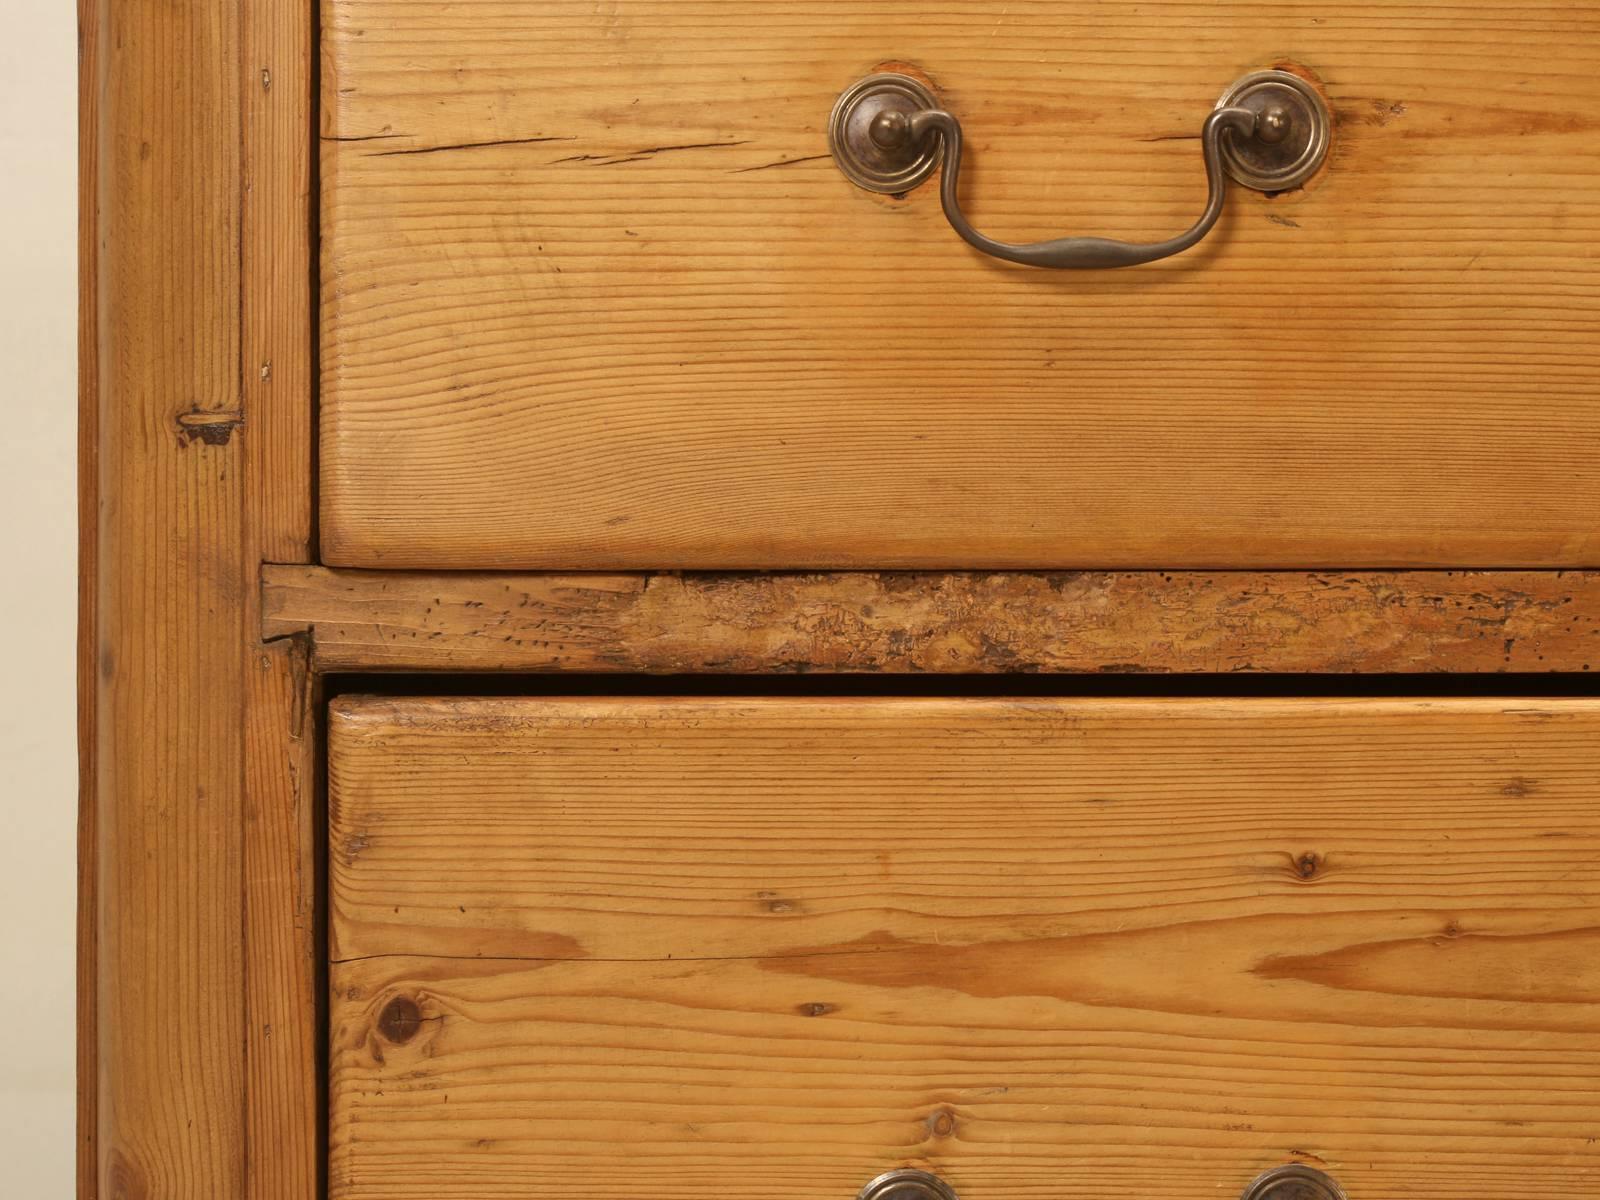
(320, 2), (1600, 569)
(328, 696), (1600, 1200)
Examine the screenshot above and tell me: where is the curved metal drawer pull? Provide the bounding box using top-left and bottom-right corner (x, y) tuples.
(895, 103), (1250, 269)
(829, 69), (1331, 270)
(858, 1164), (1347, 1200)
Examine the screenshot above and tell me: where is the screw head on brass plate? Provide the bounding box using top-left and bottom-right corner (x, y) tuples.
(1215, 69), (1332, 191)
(857, 1168), (961, 1200)
(828, 73), (942, 193)
(1240, 1164), (1349, 1200)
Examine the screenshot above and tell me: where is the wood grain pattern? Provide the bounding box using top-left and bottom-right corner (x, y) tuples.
(85, 0), (247, 1191)
(83, 0), (318, 1194)
(243, 639), (320, 1200)
(244, 0), (314, 563)
(242, 0), (319, 1195)
(329, 697), (1600, 1200)
(321, 1), (1600, 569)
(263, 565), (1600, 673)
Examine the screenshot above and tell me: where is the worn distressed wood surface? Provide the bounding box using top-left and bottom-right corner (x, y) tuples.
(329, 697), (1600, 1200)
(322, 1), (1600, 569)
(82, 0), (318, 1194)
(263, 566), (1600, 673)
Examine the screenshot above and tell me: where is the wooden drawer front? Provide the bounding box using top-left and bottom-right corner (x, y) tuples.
(320, 2), (1600, 570)
(329, 697), (1600, 1199)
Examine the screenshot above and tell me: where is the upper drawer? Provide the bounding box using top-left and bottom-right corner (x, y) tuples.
(320, 2), (1600, 569)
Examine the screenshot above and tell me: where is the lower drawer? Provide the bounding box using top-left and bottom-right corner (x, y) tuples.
(329, 697), (1600, 1199)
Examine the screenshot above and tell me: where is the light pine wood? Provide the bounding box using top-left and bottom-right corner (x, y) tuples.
(245, 0), (314, 564)
(81, 0), (318, 1194)
(85, 0), (248, 1189)
(329, 697), (1600, 1199)
(243, 639), (319, 1200)
(264, 565), (1600, 674)
(242, 0), (319, 1195)
(322, 1), (1600, 569)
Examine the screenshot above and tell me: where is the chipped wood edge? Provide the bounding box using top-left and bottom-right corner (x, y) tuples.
(81, 0), (316, 1192)
(263, 566), (1600, 675)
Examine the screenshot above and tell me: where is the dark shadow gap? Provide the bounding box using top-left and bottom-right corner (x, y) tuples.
(323, 671), (1600, 701)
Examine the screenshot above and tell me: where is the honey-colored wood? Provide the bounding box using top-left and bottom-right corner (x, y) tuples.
(243, 639), (320, 1200)
(329, 697), (1600, 1200)
(244, 0), (314, 564)
(264, 565), (1600, 674)
(242, 0), (320, 1195)
(82, 0), (317, 1193)
(85, 0), (248, 1189)
(321, 1), (1600, 570)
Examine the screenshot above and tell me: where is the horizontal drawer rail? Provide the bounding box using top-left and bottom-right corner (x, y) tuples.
(265, 566), (1600, 676)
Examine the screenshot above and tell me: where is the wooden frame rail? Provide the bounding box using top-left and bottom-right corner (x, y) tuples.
(80, 0), (315, 1195)
(265, 567), (1600, 675)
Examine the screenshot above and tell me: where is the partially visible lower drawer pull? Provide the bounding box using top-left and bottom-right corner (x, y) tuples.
(1240, 1164), (1348, 1200)
(829, 69), (1331, 269)
(857, 1168), (960, 1200)
(856, 1163), (1346, 1199)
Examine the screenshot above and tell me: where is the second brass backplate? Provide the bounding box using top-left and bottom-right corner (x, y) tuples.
(857, 1168), (961, 1200)
(1240, 1164), (1349, 1200)
(1215, 69), (1332, 191)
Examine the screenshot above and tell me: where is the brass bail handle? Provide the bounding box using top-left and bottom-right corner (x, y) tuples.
(855, 1165), (1349, 1200)
(828, 69), (1331, 269)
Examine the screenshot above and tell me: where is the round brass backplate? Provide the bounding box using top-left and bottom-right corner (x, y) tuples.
(857, 1168), (961, 1200)
(828, 73), (942, 194)
(1215, 69), (1332, 192)
(1240, 1164), (1349, 1200)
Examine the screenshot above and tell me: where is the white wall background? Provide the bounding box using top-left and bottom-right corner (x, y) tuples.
(0, 0), (79, 1192)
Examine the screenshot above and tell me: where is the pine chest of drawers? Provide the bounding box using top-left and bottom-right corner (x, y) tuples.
(82, 3), (1600, 1200)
